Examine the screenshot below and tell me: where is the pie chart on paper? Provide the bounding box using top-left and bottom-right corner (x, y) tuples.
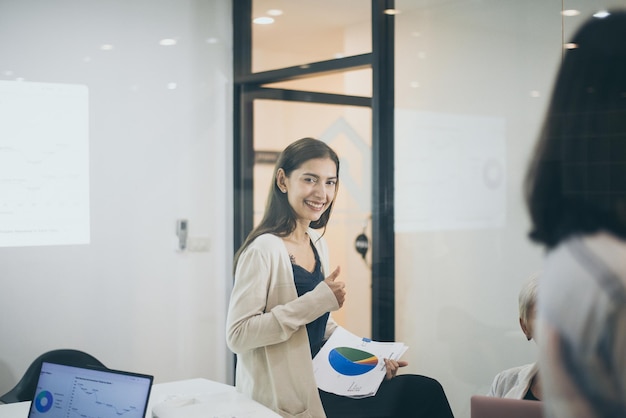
(328, 347), (378, 376)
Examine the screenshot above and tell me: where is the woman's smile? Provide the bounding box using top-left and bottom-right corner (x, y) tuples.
(304, 199), (326, 211)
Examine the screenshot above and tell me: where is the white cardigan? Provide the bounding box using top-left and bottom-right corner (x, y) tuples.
(487, 362), (538, 399)
(226, 229), (339, 418)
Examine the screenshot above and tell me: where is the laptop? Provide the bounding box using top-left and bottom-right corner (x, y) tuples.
(471, 395), (544, 418)
(27, 361), (153, 418)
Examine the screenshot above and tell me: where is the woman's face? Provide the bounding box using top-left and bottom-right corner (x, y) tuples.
(278, 157), (338, 225)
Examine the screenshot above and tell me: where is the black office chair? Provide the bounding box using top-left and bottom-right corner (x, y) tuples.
(0, 349), (107, 404)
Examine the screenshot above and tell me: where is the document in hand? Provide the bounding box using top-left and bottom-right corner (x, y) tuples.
(312, 326), (409, 398)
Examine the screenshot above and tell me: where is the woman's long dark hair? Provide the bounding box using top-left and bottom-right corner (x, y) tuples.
(525, 11), (626, 249)
(233, 137), (340, 272)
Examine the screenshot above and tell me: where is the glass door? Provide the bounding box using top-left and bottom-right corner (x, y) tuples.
(233, 0), (394, 338)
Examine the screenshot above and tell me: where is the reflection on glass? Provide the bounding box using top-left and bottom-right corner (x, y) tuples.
(563, 1), (626, 42)
(394, 1), (567, 416)
(252, 0), (371, 72)
(263, 68), (372, 96)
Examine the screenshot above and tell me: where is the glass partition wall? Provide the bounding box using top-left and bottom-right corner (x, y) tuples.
(234, 0), (393, 340)
(394, 1), (626, 417)
(235, 1), (626, 417)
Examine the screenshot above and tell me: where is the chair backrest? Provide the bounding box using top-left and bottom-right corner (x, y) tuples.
(471, 395), (544, 418)
(0, 349), (106, 404)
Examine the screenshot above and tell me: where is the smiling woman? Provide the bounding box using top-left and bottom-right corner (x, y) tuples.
(226, 137), (455, 418)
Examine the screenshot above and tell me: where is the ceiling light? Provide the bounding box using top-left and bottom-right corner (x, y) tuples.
(593, 10), (610, 18)
(561, 9), (580, 17)
(530, 90), (540, 98)
(100, 44), (114, 51)
(167, 82), (177, 90)
(267, 9), (283, 16)
(384, 9), (401, 15)
(159, 39), (177, 46)
(253, 17), (274, 25)
(564, 43), (578, 49)
(206, 37), (218, 44)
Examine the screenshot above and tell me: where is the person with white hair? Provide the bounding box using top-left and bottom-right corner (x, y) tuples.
(487, 273), (542, 400)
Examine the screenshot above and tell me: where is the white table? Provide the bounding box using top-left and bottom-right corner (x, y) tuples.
(148, 378), (280, 418)
(0, 378), (280, 418)
(0, 402), (25, 418)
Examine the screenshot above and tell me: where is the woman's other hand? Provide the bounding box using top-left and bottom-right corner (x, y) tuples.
(384, 358), (408, 380)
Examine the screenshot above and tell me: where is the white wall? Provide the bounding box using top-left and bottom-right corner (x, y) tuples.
(0, 0), (233, 392)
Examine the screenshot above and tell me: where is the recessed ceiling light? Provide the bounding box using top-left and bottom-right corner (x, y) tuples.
(167, 82), (177, 90)
(561, 9), (580, 17)
(564, 43), (578, 49)
(253, 16), (274, 25)
(384, 9), (401, 15)
(530, 90), (540, 98)
(410, 81), (420, 88)
(267, 9), (283, 16)
(159, 39), (177, 46)
(100, 44), (114, 51)
(593, 10), (610, 18)
(206, 37), (218, 44)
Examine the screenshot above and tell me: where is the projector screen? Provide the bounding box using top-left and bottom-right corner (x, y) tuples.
(0, 80), (90, 247)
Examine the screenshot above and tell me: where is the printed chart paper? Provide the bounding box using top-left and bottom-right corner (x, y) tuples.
(313, 326), (408, 398)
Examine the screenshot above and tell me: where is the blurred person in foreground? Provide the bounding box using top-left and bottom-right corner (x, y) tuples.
(525, 10), (626, 418)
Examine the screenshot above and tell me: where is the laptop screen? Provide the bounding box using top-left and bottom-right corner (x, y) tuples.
(28, 361), (153, 418)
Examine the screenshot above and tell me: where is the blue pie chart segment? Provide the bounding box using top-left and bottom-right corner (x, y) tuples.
(35, 390), (54, 413)
(328, 347), (378, 376)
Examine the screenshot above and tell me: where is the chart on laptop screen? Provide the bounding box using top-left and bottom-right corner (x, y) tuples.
(28, 362), (152, 418)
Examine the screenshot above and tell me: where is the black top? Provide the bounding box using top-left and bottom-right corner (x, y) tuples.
(523, 386), (540, 401)
(292, 242), (329, 357)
